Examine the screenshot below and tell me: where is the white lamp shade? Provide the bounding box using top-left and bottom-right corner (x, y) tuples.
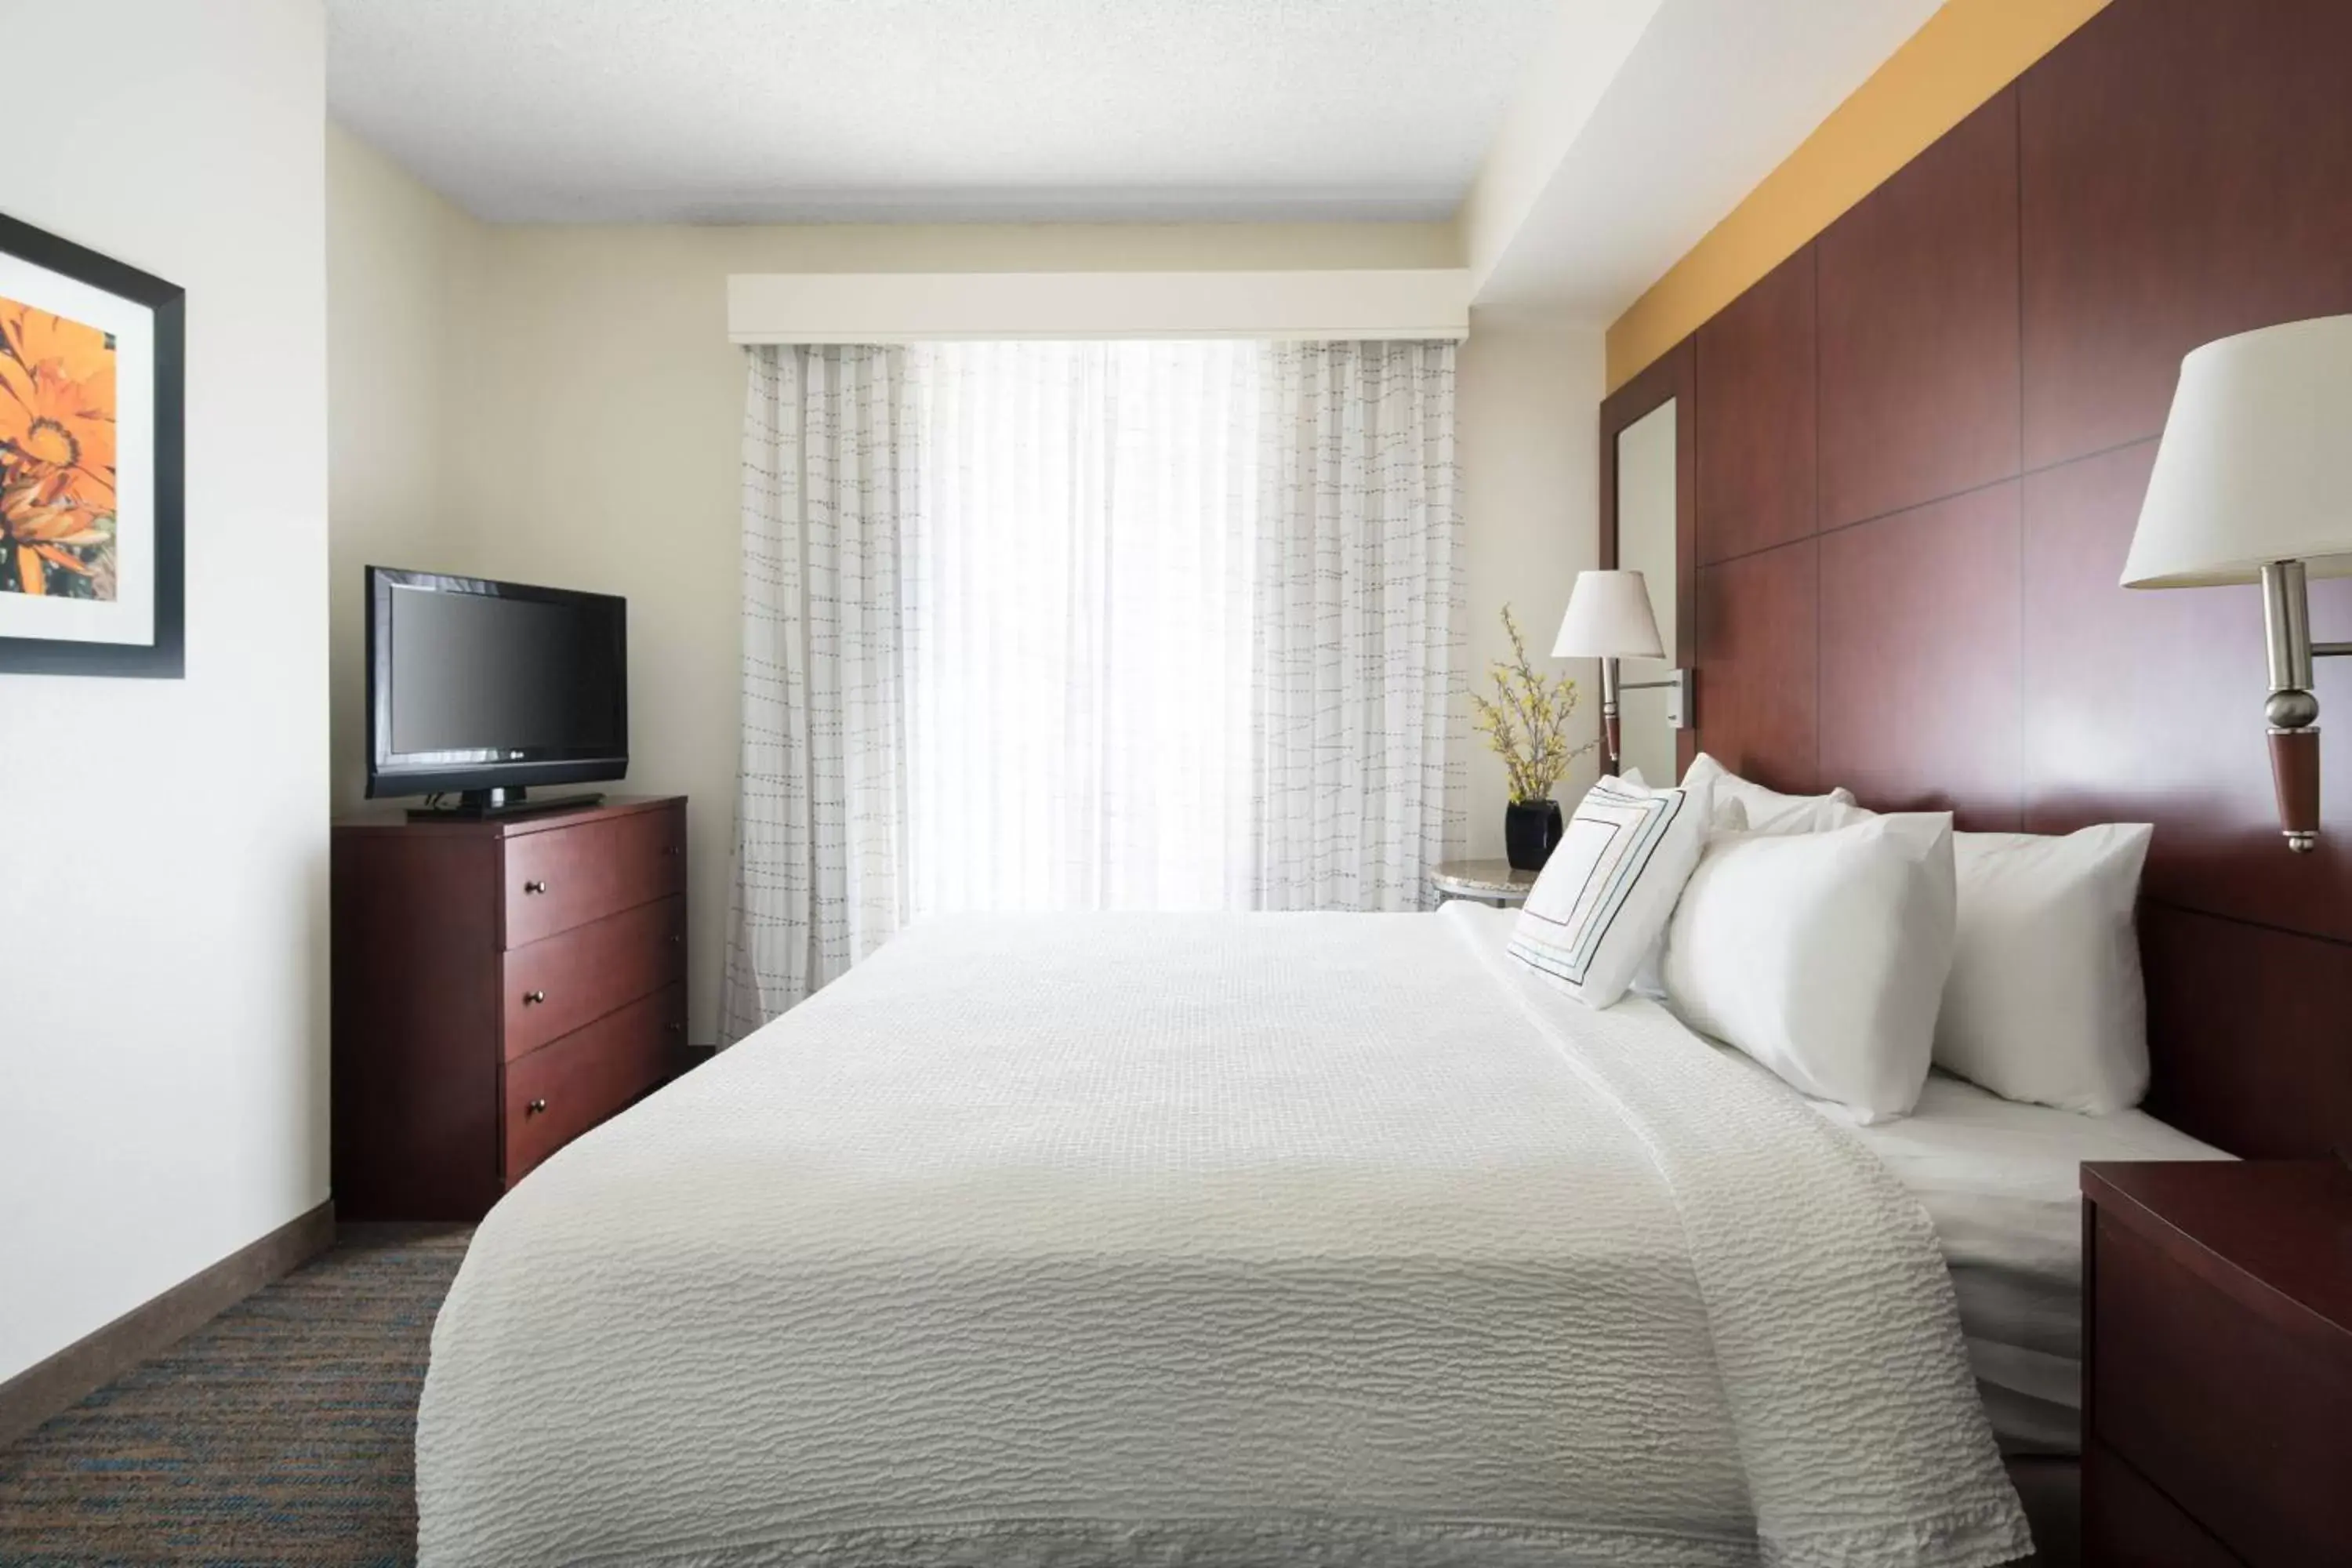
(2123, 314), (2352, 588)
(1552, 570), (1664, 659)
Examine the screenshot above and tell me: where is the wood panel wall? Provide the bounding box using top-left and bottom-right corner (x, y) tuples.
(1603, 0), (2352, 1158)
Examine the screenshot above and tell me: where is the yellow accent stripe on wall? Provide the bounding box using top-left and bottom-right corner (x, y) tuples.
(1604, 0), (2111, 392)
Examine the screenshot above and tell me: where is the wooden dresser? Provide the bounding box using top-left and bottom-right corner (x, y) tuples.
(2080, 1160), (2352, 1566)
(332, 796), (688, 1220)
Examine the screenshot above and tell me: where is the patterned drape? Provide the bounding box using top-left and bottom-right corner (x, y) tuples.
(724, 339), (1461, 1038)
(720, 345), (914, 1042)
(1253, 340), (1464, 909)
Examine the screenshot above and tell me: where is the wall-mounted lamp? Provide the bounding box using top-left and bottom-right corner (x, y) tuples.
(1552, 569), (1693, 769)
(2123, 314), (2352, 852)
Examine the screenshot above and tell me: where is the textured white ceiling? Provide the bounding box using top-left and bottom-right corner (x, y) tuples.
(326, 0), (1560, 223)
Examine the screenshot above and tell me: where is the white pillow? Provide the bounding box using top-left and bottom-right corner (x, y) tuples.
(1661, 812), (1958, 1118)
(1682, 752), (1863, 834)
(1935, 824), (2154, 1113)
(1629, 793), (1747, 1001)
(1507, 772), (1711, 1008)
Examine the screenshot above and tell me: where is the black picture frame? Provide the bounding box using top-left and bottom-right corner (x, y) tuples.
(0, 210), (185, 678)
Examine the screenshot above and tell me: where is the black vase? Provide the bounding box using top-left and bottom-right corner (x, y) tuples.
(1504, 799), (1564, 872)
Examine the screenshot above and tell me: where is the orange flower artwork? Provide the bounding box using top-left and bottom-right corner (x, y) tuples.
(0, 296), (117, 600)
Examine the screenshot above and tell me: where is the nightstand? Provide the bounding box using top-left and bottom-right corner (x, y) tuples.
(2079, 1160), (2352, 1566)
(1432, 859), (1538, 908)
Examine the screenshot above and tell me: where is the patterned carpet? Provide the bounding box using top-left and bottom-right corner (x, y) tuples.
(0, 1225), (470, 1568)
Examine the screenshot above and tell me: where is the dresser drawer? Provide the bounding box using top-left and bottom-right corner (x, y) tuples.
(503, 985), (681, 1185)
(502, 895), (685, 1060)
(503, 804), (684, 949)
(2089, 1208), (2352, 1566)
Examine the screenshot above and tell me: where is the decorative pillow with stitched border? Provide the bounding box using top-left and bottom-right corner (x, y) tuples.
(1506, 772), (1711, 1008)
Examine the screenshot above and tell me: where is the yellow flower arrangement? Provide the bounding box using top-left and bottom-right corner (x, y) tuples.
(1470, 604), (1595, 803)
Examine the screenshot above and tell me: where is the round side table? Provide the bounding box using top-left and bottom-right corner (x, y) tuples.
(1432, 859), (1539, 908)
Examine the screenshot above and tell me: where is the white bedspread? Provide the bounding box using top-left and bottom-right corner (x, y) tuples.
(417, 907), (2027, 1567)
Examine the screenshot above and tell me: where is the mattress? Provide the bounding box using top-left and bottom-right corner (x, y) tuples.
(1804, 1074), (2231, 1454)
(419, 906), (2027, 1568)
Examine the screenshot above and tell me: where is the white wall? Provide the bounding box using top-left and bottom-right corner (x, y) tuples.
(1455, 309), (1606, 857)
(1459, 0), (1664, 296)
(0, 0), (329, 1384)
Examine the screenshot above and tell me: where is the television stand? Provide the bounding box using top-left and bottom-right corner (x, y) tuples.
(407, 786), (606, 822)
(332, 796), (688, 1218)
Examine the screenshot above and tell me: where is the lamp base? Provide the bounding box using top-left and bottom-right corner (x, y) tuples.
(2269, 727), (2320, 852)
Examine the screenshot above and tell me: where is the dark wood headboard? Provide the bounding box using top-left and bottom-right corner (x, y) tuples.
(1601, 0), (2352, 1158)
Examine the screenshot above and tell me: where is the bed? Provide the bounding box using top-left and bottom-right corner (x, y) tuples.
(417, 903), (2034, 1567)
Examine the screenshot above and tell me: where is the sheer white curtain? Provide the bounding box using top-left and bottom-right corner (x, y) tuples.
(725, 338), (1461, 1033)
(720, 346), (915, 1041)
(902, 341), (1260, 913)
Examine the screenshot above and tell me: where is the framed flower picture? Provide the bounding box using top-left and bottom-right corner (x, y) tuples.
(0, 211), (183, 677)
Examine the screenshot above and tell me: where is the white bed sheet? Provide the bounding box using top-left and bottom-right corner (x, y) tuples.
(1801, 1073), (2231, 1454)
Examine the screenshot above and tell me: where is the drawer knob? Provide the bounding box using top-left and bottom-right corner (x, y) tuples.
(664, 844), (681, 858)
(526, 1098), (548, 1115)
(524, 989), (546, 1005)
(666, 1021), (683, 1036)
(670, 932), (683, 946)
(524, 879), (549, 895)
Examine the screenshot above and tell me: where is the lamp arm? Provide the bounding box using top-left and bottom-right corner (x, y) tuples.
(1598, 657), (1621, 770)
(1595, 666), (1695, 764)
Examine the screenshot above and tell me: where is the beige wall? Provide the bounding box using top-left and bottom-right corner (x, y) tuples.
(323, 152), (1472, 1040)
(326, 123), (485, 810)
(321, 145), (1606, 1028)
(1456, 310), (1606, 856)
(2, 0), (328, 1385)
(469, 226), (1475, 1040)
(447, 228), (748, 1044)
(467, 227), (1466, 1042)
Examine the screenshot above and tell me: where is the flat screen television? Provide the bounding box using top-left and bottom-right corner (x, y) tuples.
(366, 567), (628, 815)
